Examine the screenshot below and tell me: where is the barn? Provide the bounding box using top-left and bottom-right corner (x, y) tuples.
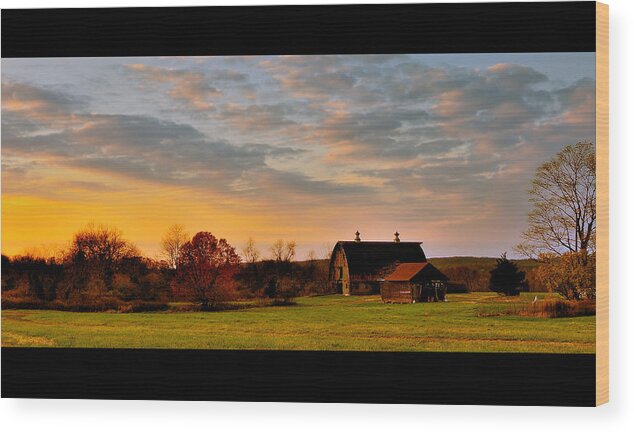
(329, 231), (447, 300)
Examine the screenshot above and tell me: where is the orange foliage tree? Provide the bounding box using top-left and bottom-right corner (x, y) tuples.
(172, 232), (241, 309)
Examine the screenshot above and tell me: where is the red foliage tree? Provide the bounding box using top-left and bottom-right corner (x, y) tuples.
(172, 232), (241, 309)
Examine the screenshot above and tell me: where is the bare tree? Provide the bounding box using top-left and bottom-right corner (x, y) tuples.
(283, 240), (297, 262)
(21, 243), (68, 264)
(68, 223), (138, 265)
(306, 249), (317, 262)
(242, 237), (261, 291)
(321, 243), (334, 260)
(270, 239), (285, 262)
(242, 237), (260, 264)
(517, 141), (596, 258)
(269, 239), (296, 262)
(67, 222), (139, 289)
(161, 224), (189, 269)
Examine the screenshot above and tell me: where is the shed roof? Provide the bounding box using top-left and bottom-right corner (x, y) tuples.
(384, 262), (448, 282)
(336, 241), (427, 277)
(384, 262), (429, 281)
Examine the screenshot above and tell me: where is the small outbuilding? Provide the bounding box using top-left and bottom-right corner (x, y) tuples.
(381, 262), (448, 304)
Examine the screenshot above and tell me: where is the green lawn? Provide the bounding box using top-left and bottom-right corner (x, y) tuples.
(1, 293), (595, 353)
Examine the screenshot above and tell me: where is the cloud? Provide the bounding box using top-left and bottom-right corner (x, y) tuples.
(2, 81), (86, 116)
(213, 103), (299, 132)
(259, 55), (361, 101)
(294, 58), (590, 173)
(2, 82), (361, 207)
(251, 56), (595, 243)
(552, 78), (596, 125)
(209, 69), (248, 82)
(1, 82), (88, 135)
(251, 56), (572, 175)
(2, 55), (597, 257)
(125, 64), (221, 111)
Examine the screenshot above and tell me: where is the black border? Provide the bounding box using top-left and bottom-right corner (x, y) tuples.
(2, 2), (596, 58)
(2, 348), (596, 406)
(1, 2), (598, 405)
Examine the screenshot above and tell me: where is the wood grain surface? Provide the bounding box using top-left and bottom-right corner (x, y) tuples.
(595, 1), (609, 407)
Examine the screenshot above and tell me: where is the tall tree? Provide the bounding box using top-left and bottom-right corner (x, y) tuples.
(242, 237), (261, 291)
(489, 253), (526, 296)
(67, 223), (138, 290)
(161, 224), (189, 269)
(242, 237), (260, 264)
(517, 141), (596, 258)
(173, 232), (241, 309)
(282, 240), (297, 262)
(270, 239), (285, 262)
(269, 239), (296, 263)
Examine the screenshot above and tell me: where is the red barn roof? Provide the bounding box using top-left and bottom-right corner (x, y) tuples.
(384, 262), (429, 281)
(384, 262), (448, 282)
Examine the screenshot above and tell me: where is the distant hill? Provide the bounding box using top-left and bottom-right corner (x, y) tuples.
(428, 256), (539, 272)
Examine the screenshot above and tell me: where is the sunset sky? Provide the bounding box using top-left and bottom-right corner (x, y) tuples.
(2, 53), (595, 259)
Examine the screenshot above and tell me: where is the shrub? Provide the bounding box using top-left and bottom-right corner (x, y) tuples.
(263, 277), (278, 298)
(169, 303), (204, 312)
(1, 297), (168, 313)
(524, 267), (548, 292)
(263, 276), (300, 305)
(479, 298), (597, 318)
(517, 299), (596, 318)
(112, 273), (141, 301)
(536, 252), (596, 300)
(1, 298), (49, 310)
(59, 300), (121, 312)
(115, 301), (169, 313)
(446, 282), (469, 293)
(139, 271), (170, 301)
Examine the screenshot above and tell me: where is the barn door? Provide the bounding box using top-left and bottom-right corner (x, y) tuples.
(413, 285), (421, 302)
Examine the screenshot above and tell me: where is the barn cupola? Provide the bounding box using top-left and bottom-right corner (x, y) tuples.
(394, 231), (400, 243)
(354, 230), (361, 242)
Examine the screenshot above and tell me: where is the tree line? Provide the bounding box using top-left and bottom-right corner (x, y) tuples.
(2, 223), (171, 311)
(2, 223), (331, 311)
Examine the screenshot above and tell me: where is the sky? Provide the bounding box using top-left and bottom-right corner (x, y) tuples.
(1, 53), (596, 259)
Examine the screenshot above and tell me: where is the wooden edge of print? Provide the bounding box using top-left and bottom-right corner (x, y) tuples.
(595, 1), (609, 407)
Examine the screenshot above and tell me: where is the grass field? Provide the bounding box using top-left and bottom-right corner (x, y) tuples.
(1, 293), (595, 353)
